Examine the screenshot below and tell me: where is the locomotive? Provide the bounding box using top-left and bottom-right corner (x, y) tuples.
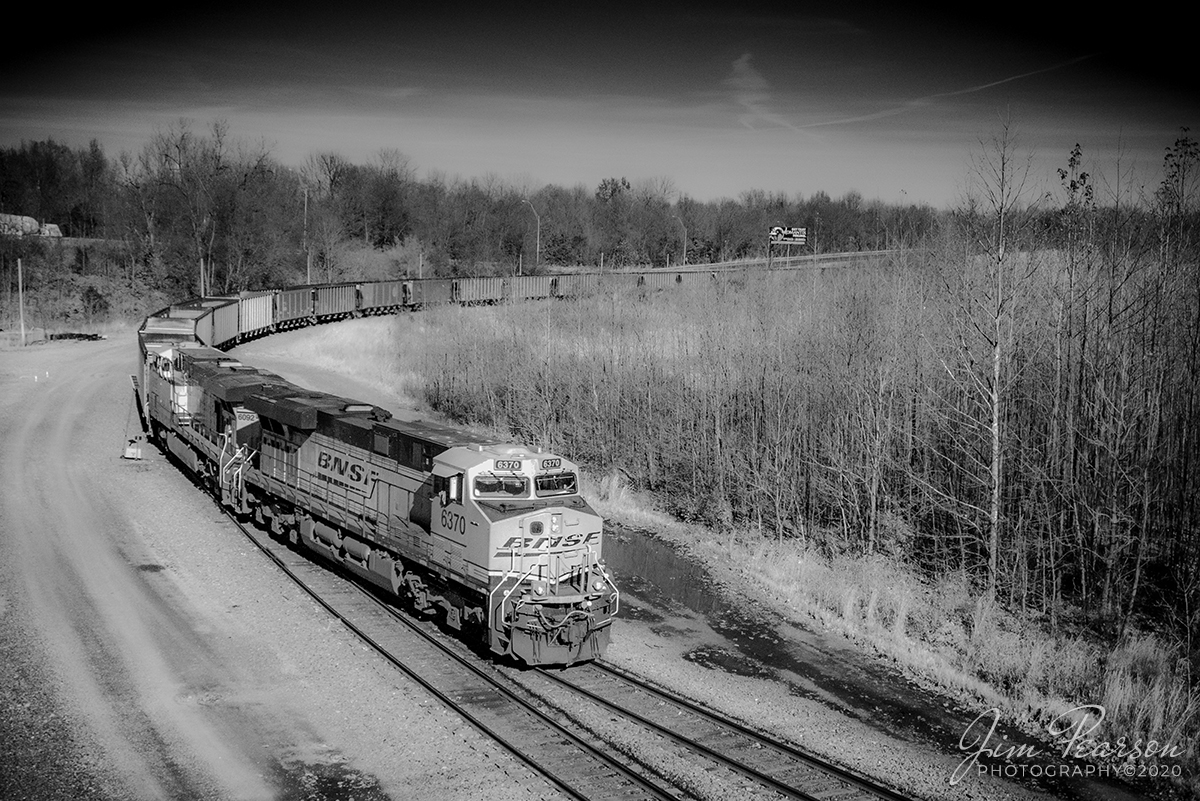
(137, 330), (618, 666)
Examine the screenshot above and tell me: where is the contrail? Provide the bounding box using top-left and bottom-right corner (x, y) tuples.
(931, 55), (1094, 98)
(795, 54), (1095, 129)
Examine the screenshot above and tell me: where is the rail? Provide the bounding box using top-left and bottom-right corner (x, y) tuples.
(223, 507), (675, 800)
(532, 660), (920, 801)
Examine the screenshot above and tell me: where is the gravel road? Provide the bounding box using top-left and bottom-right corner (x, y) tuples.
(0, 336), (560, 801)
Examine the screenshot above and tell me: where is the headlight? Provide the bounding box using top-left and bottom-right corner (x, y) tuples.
(592, 579), (606, 592)
(532, 581), (547, 596)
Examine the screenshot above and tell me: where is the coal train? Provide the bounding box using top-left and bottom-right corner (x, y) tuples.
(138, 270), (731, 351)
(134, 273), (665, 665)
(136, 256), (879, 664)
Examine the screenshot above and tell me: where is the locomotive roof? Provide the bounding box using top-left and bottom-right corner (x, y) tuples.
(175, 346), (236, 368)
(375, 417), (501, 450)
(202, 372), (295, 403)
(287, 393), (390, 419)
(169, 349), (297, 403)
(438, 441), (565, 472)
(243, 390), (390, 431)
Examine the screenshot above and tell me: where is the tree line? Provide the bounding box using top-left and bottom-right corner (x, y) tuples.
(1, 119), (940, 324)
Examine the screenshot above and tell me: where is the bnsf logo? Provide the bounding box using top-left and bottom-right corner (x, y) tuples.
(496, 531), (599, 553)
(316, 449), (371, 492)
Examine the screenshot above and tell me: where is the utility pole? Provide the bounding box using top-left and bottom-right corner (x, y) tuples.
(672, 214), (687, 265)
(522, 199), (540, 274)
(18, 257), (26, 347)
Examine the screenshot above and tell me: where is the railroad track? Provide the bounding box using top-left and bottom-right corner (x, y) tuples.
(219, 497), (921, 801)
(226, 510), (671, 800)
(518, 661), (916, 801)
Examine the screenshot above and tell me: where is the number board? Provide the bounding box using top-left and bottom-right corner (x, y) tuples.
(540, 458), (562, 470)
(769, 226), (807, 244)
(494, 459), (522, 471)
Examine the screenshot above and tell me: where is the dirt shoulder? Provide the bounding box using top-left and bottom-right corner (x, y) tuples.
(0, 337), (563, 801)
(598, 517), (1163, 801)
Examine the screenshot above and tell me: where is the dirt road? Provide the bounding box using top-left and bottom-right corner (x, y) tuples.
(0, 337), (552, 801)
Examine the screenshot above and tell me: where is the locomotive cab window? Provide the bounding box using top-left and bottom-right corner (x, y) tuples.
(435, 473), (463, 505)
(535, 472), (577, 497)
(474, 474), (529, 498)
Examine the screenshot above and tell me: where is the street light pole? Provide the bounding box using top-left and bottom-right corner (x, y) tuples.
(522, 199), (540, 274)
(671, 214), (687, 265)
(303, 185), (312, 284)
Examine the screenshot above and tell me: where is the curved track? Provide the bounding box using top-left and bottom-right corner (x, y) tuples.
(206, 465), (923, 801)
(221, 496), (675, 801)
(525, 662), (915, 801)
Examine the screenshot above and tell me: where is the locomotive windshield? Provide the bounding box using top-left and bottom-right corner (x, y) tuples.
(474, 474), (529, 498)
(535, 472), (577, 497)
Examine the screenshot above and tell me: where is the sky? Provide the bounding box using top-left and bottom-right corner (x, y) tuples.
(2, 2), (1195, 208)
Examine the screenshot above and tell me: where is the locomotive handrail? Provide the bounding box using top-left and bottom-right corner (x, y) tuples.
(490, 564), (540, 633)
(588, 548), (620, 618)
(216, 433), (253, 509)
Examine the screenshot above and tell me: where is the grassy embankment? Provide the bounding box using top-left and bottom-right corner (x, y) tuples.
(273, 282), (1198, 794)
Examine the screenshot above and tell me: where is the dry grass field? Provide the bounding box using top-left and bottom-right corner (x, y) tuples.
(259, 267), (1199, 796)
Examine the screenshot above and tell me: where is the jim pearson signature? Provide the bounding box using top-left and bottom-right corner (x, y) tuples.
(951, 705), (1187, 785)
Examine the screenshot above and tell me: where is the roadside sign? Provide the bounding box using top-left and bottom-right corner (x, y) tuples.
(769, 226), (807, 245)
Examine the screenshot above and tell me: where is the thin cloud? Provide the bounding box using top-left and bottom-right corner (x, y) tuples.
(724, 53), (809, 135)
(797, 55), (1095, 129)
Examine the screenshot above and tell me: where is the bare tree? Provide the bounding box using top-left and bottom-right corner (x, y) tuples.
(929, 118), (1041, 593)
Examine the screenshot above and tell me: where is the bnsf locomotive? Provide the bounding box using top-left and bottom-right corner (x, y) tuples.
(138, 308), (618, 665)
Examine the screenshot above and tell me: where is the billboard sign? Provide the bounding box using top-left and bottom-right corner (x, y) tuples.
(769, 226), (807, 244)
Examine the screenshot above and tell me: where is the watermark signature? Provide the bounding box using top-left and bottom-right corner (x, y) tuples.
(951, 705), (1187, 785)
